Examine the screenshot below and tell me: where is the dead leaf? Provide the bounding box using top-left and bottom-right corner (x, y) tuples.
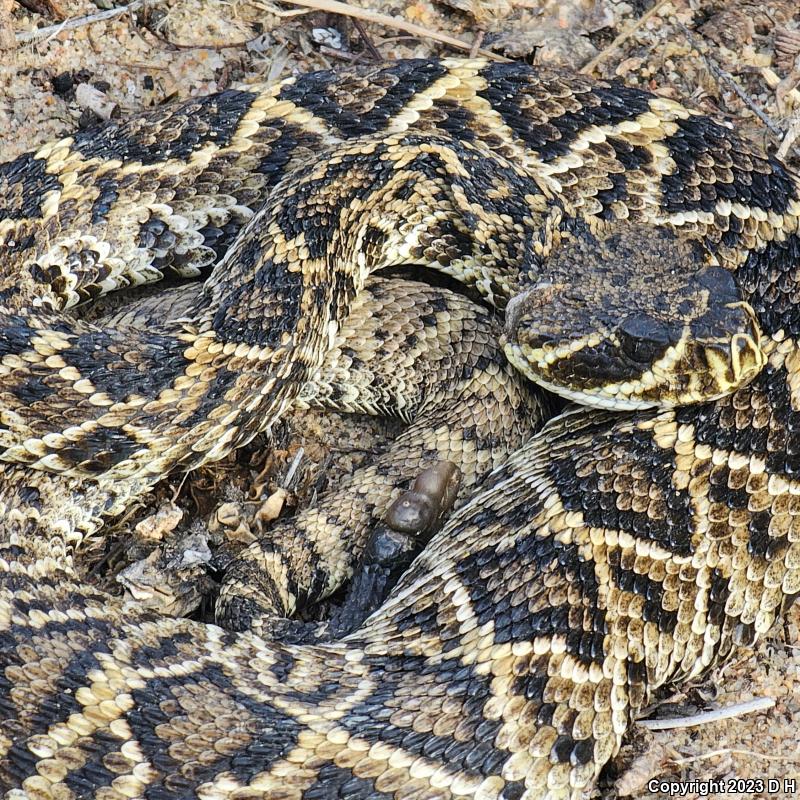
(255, 487), (288, 526)
(134, 503), (183, 541)
(211, 501), (255, 545)
(615, 56), (645, 78)
(117, 532), (213, 617)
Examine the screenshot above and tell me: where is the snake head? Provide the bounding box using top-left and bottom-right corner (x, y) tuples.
(503, 222), (765, 410)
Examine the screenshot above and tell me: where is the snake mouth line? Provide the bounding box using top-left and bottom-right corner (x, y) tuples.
(502, 332), (766, 411)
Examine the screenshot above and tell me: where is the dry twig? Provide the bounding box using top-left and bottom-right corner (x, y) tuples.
(760, 66), (800, 159)
(580, 0), (671, 75)
(278, 0), (509, 61)
(14, 0), (167, 44)
(760, 66), (800, 102)
(675, 21), (783, 138)
(639, 696), (775, 731)
(469, 30), (484, 59)
(671, 746), (796, 765)
(282, 447), (305, 490)
(351, 16), (381, 62)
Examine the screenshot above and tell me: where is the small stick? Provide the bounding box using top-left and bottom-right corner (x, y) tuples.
(319, 44), (361, 62)
(279, 0), (509, 61)
(254, 447), (305, 524)
(710, 62), (782, 136)
(15, 0), (165, 44)
(170, 470), (190, 503)
(86, 539), (128, 580)
(762, 65), (800, 99)
(776, 117), (800, 161)
(671, 746), (795, 765)
(469, 30), (485, 59)
(580, 0), (671, 75)
(373, 35), (425, 47)
(351, 16), (382, 62)
(638, 696), (775, 731)
(282, 447), (305, 490)
(674, 21), (783, 138)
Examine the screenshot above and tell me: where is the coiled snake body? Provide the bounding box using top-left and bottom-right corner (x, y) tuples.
(1, 58), (800, 799)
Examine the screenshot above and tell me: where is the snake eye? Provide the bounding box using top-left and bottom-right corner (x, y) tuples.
(617, 314), (675, 364)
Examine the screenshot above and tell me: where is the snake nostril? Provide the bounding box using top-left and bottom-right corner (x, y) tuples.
(699, 333), (764, 389)
(730, 333), (765, 381)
